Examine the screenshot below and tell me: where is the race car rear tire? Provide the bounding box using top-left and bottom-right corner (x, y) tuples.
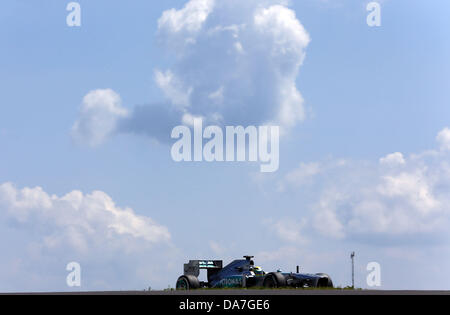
(263, 272), (287, 288)
(315, 273), (333, 288)
(176, 275), (200, 290)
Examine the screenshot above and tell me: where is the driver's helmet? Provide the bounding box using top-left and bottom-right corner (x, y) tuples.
(253, 266), (264, 276)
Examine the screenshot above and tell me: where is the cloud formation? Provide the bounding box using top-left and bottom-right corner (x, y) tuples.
(158, 0), (215, 39)
(379, 152), (406, 167)
(72, 0), (310, 145)
(276, 128), (450, 244)
(437, 127), (450, 151)
(0, 182), (170, 249)
(0, 183), (172, 291)
(155, 0), (310, 128)
(72, 89), (129, 147)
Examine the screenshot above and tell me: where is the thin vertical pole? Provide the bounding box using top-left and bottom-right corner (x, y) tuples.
(351, 252), (355, 288)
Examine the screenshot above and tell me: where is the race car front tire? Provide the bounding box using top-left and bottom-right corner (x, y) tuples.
(315, 273), (333, 288)
(176, 275), (200, 290)
(263, 272), (287, 288)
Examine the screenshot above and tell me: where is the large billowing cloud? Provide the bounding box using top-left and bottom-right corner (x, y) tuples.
(72, 0), (310, 145)
(0, 183), (173, 291)
(154, 0), (310, 128)
(275, 127), (450, 244)
(0, 183), (170, 247)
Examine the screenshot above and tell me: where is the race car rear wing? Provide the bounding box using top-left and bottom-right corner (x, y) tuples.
(184, 260), (223, 277)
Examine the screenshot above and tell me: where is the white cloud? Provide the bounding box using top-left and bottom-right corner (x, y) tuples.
(282, 162), (321, 188)
(253, 4), (310, 59)
(278, 128), (450, 243)
(72, 1), (311, 145)
(0, 183), (170, 249)
(208, 86), (225, 105)
(278, 159), (348, 191)
(71, 89), (128, 147)
(379, 152), (405, 166)
(158, 0), (215, 42)
(437, 127), (450, 151)
(154, 70), (192, 109)
(0, 182), (173, 291)
(377, 171), (440, 215)
(312, 190), (346, 239)
(111, 0), (311, 143)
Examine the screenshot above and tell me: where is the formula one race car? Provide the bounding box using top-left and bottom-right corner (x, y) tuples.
(176, 255), (333, 290)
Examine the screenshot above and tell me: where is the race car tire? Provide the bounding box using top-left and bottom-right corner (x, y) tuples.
(315, 273), (333, 288)
(263, 272), (287, 288)
(176, 275), (201, 290)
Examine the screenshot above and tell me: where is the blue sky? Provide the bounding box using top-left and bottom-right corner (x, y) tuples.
(1, 0), (450, 291)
